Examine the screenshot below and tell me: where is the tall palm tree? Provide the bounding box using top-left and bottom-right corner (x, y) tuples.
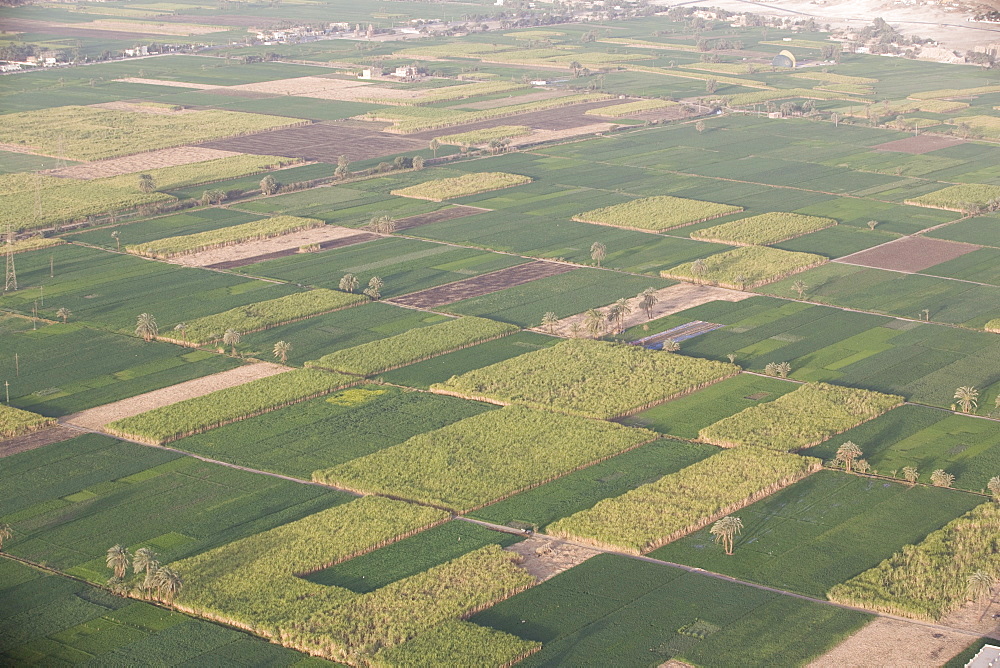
(710, 516), (743, 555)
(931, 469), (955, 487)
(222, 329), (241, 356)
(967, 571), (996, 602)
(339, 273), (359, 293)
(792, 280), (807, 299)
(152, 567), (182, 603)
(0, 523), (12, 551)
(173, 322), (187, 343)
(273, 340), (292, 363)
(590, 242), (607, 268)
(954, 386), (979, 414)
(690, 259), (707, 278)
(903, 466), (919, 486)
(106, 545), (131, 579)
(367, 214), (396, 234)
(639, 287), (658, 320)
(612, 297), (631, 333)
(135, 313), (158, 342)
(133, 547), (159, 590)
(989, 476), (1000, 502)
(363, 276), (383, 300)
(111, 230), (121, 251)
(836, 441), (863, 473)
(56, 307), (70, 323)
(585, 308), (604, 338)
(661, 339), (680, 352)
(541, 312), (558, 334)
(138, 173), (155, 193)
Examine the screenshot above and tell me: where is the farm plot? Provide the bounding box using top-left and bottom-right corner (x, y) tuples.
(699, 382), (904, 451)
(314, 405), (659, 512)
(164, 386), (494, 479)
(836, 236), (981, 273)
(432, 338), (739, 420)
(653, 470), (980, 598)
(224, 76), (419, 101)
(471, 554), (870, 667)
(662, 246), (829, 290)
(923, 247), (1000, 287)
(391, 261), (575, 309)
(926, 214), (1000, 248)
(126, 215), (325, 260)
(874, 135), (965, 154)
(45, 146), (244, 180)
(66, 208), (265, 250)
(0, 560), (317, 667)
(392, 204), (488, 232)
(0, 404), (55, 440)
(690, 213), (837, 246)
(0, 434), (349, 578)
(391, 172), (532, 202)
(547, 448), (820, 554)
(909, 183), (1000, 211)
(0, 426), (77, 458)
(192, 227), (374, 268)
(572, 195), (742, 232)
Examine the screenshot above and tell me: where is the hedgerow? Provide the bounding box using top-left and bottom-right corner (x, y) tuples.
(828, 503), (1000, 621)
(105, 368), (358, 444)
(313, 405), (658, 512)
(391, 172), (531, 201)
(690, 212), (837, 246)
(127, 215), (325, 259)
(177, 289), (366, 345)
(660, 246), (828, 289)
(0, 404), (56, 439)
(4, 237), (65, 254)
(572, 195), (742, 232)
(698, 382), (904, 451)
(431, 339), (739, 420)
(306, 316), (518, 376)
(547, 448), (821, 554)
(370, 619), (541, 668)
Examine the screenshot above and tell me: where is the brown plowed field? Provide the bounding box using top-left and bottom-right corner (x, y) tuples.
(197, 121), (426, 163)
(394, 205), (489, 231)
(874, 135), (964, 154)
(406, 100), (631, 140)
(207, 232), (379, 269)
(0, 425), (78, 458)
(836, 236), (979, 273)
(390, 261), (574, 309)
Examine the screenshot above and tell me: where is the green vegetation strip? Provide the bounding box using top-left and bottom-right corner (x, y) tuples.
(371, 619), (540, 668)
(726, 88), (860, 106)
(306, 316), (519, 376)
(432, 339), (739, 420)
(789, 72), (878, 85)
(548, 448), (821, 554)
(908, 184), (1000, 211)
(105, 368), (357, 444)
(661, 246), (828, 289)
(361, 81), (528, 106)
(391, 172), (532, 201)
(690, 212), (837, 246)
(573, 195), (743, 232)
(126, 215), (324, 259)
(699, 382), (903, 451)
(313, 405), (659, 512)
(828, 502), (1000, 621)
(584, 99), (678, 117)
(436, 126), (533, 146)
(4, 237), (65, 254)
(178, 289), (366, 345)
(0, 403), (55, 439)
(909, 85), (1000, 100)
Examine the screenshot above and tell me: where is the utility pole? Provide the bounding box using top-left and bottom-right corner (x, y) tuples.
(4, 224), (16, 292)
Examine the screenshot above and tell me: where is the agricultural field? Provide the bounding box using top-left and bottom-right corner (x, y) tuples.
(662, 246), (828, 290)
(572, 195), (743, 232)
(125, 215), (324, 259)
(65, 208), (265, 250)
(0, 404), (54, 439)
(391, 172), (533, 201)
(690, 213), (837, 246)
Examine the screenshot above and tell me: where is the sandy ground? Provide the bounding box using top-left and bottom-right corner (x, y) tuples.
(506, 536), (602, 581)
(225, 76), (423, 102)
(0, 425), (78, 458)
(62, 362), (289, 430)
(512, 123), (620, 147)
(533, 283), (752, 337)
(168, 226), (370, 267)
(59, 20), (227, 36)
(114, 77), (221, 89)
(47, 147), (243, 179)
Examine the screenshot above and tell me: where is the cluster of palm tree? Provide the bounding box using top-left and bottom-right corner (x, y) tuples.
(763, 361), (792, 378)
(366, 214), (396, 234)
(106, 545), (182, 603)
(338, 273), (384, 300)
(0, 523), (12, 550)
(835, 441), (865, 473)
(931, 469), (955, 488)
(135, 313), (158, 341)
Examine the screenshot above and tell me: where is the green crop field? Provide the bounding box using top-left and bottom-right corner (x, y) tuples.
(652, 470), (980, 597)
(0, 559), (324, 666)
(65, 208), (265, 250)
(0, 434), (351, 581)
(470, 555), (870, 667)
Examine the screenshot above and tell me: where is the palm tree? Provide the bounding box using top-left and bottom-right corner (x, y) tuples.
(56, 307), (70, 323)
(726, 353), (737, 365)
(855, 459), (871, 474)
(690, 259), (707, 278)
(541, 312), (558, 334)
(106, 576), (128, 596)
(222, 329), (241, 356)
(152, 567), (182, 603)
(138, 173), (155, 193)
(584, 309), (604, 338)
(792, 280), (807, 299)
(639, 287), (658, 320)
(106, 544), (131, 579)
(135, 313), (158, 342)
(260, 175), (279, 195)
(173, 322), (187, 343)
(836, 441), (863, 473)
(954, 386), (979, 414)
(931, 469), (955, 487)
(133, 547), (158, 576)
(339, 273), (359, 293)
(606, 302), (622, 333)
(775, 362), (792, 378)
(273, 340), (292, 363)
(661, 339), (680, 352)
(612, 298), (632, 332)
(988, 476), (1000, 501)
(569, 322), (581, 338)
(967, 571), (996, 602)
(111, 230), (121, 251)
(710, 516), (743, 555)
(363, 276), (383, 300)
(903, 466), (919, 486)
(367, 214), (396, 234)
(0, 523), (11, 551)
(429, 138), (440, 157)
(733, 273), (749, 290)
(590, 242), (607, 268)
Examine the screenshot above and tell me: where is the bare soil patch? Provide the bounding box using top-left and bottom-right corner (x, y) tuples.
(836, 236), (980, 273)
(874, 135), (965, 154)
(197, 121), (426, 163)
(0, 425), (78, 458)
(506, 536), (601, 581)
(535, 283), (752, 338)
(512, 123), (619, 147)
(46, 146), (242, 180)
(406, 100), (636, 140)
(394, 205), (489, 231)
(172, 226), (372, 267)
(1, 17), (169, 40)
(62, 362), (289, 430)
(225, 76), (422, 102)
(114, 77), (221, 90)
(809, 618), (974, 668)
(390, 261), (575, 309)
(458, 90), (578, 110)
(61, 20), (228, 36)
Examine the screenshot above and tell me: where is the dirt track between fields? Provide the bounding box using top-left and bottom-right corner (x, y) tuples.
(62, 362), (289, 430)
